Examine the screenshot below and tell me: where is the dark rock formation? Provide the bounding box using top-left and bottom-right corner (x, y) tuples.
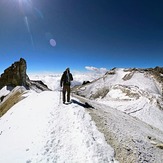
(0, 58), (51, 91)
(82, 81), (91, 85)
(105, 68), (116, 75)
(0, 58), (27, 89)
(28, 80), (51, 92)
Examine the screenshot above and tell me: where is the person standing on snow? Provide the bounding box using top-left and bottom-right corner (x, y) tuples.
(60, 68), (73, 104)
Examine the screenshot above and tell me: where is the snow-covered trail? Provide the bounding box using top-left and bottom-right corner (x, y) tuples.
(0, 91), (116, 163)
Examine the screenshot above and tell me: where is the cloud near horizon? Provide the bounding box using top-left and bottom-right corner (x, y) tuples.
(85, 66), (108, 73)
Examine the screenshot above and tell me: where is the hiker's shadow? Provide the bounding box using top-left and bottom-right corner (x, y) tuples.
(71, 99), (94, 109)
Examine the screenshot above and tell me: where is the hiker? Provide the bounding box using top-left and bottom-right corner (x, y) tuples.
(60, 68), (73, 104)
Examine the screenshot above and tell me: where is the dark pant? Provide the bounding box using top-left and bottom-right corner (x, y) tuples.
(62, 85), (70, 103)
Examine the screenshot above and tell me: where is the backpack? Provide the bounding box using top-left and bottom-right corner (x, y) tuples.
(64, 72), (71, 85)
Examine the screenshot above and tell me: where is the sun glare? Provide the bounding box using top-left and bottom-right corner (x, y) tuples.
(18, 0), (29, 2)
(17, 0), (32, 6)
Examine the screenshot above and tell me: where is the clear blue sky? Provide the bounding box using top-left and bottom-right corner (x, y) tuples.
(0, 0), (163, 73)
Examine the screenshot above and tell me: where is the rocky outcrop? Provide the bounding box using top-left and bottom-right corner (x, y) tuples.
(0, 58), (51, 117)
(0, 58), (27, 89)
(82, 81), (91, 85)
(151, 66), (163, 83)
(27, 80), (51, 92)
(0, 58), (51, 92)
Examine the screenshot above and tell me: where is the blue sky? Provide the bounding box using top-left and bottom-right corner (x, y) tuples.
(0, 0), (163, 73)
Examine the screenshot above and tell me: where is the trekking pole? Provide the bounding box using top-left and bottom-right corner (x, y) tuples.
(59, 87), (62, 105)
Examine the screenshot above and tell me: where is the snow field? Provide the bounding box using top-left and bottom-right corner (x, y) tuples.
(0, 90), (116, 163)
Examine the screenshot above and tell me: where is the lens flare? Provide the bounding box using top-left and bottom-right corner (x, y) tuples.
(24, 16), (34, 47)
(50, 39), (56, 47)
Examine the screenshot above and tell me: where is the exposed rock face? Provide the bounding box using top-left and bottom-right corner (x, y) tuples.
(0, 58), (27, 89)
(0, 58), (51, 92)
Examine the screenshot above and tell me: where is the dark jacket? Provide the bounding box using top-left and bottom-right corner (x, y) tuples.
(60, 70), (73, 87)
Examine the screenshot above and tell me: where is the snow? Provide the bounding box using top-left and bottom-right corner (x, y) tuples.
(0, 90), (116, 163)
(0, 86), (11, 98)
(76, 68), (163, 132)
(0, 68), (163, 162)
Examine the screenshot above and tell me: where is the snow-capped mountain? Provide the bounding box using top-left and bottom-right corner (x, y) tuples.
(74, 67), (163, 132)
(0, 67), (163, 163)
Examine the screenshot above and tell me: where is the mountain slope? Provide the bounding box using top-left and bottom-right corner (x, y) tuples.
(0, 68), (163, 163)
(74, 68), (163, 132)
(73, 94), (163, 162)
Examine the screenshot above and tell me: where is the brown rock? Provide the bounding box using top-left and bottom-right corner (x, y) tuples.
(0, 58), (27, 89)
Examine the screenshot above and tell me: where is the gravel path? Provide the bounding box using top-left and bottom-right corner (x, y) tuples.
(73, 94), (163, 163)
